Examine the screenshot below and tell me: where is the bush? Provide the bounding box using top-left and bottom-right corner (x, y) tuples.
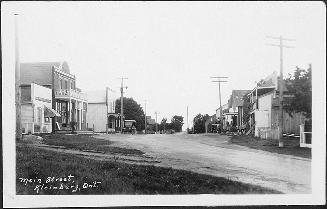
(230, 126), (238, 132)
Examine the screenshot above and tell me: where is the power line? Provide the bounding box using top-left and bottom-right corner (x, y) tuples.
(210, 76), (228, 133)
(266, 35), (295, 147)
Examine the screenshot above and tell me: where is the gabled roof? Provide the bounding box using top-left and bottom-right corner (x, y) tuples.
(228, 90), (252, 109)
(248, 71), (289, 97)
(20, 61), (71, 85)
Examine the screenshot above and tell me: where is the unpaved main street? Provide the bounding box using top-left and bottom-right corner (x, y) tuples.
(96, 133), (311, 194)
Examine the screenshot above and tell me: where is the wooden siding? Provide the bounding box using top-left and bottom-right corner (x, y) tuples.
(86, 104), (107, 132)
(21, 104), (33, 123)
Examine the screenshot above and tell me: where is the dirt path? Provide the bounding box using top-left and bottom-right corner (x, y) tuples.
(95, 133), (311, 194)
(21, 143), (161, 165)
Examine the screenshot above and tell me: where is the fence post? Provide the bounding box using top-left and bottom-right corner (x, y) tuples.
(299, 124), (304, 145)
(93, 124), (95, 134)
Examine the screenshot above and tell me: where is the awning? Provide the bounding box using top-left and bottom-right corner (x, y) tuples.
(44, 105), (61, 117)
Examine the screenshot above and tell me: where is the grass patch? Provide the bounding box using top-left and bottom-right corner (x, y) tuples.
(42, 134), (144, 156)
(230, 135), (311, 159)
(16, 143), (280, 195)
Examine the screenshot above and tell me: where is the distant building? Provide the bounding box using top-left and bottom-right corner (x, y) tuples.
(20, 61), (87, 132)
(215, 103), (229, 119)
(227, 90), (252, 129)
(204, 114), (219, 133)
(215, 90), (250, 131)
(85, 88), (119, 132)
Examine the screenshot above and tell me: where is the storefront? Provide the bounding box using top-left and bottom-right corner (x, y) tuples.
(21, 83), (60, 134)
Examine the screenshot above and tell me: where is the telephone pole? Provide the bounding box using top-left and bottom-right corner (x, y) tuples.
(144, 100), (147, 134)
(15, 14), (22, 140)
(211, 77), (228, 132)
(266, 35), (295, 147)
(117, 77), (128, 133)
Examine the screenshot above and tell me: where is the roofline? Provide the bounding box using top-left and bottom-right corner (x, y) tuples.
(248, 86), (276, 96)
(54, 67), (75, 79)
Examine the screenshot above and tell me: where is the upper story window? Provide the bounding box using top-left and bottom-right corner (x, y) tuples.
(65, 80), (68, 89)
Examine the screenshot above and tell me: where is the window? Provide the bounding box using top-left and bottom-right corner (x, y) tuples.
(65, 80), (68, 89)
(36, 107), (42, 123)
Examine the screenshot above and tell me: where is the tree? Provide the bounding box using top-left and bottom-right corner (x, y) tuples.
(193, 113), (210, 133)
(159, 118), (168, 131)
(170, 115), (184, 132)
(115, 97), (145, 131)
(284, 65), (312, 118)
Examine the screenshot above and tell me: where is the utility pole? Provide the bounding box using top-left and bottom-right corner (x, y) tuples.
(15, 14), (22, 140)
(144, 100), (147, 134)
(211, 77), (228, 132)
(154, 111), (158, 133)
(266, 35), (295, 147)
(117, 77), (128, 133)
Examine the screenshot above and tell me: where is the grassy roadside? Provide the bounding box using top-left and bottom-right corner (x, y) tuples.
(16, 143), (280, 194)
(229, 135), (311, 159)
(41, 134), (144, 156)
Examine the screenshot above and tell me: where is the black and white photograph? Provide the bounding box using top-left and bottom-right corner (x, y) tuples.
(2, 1), (326, 207)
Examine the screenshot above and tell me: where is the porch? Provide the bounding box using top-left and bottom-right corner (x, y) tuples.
(54, 89), (87, 132)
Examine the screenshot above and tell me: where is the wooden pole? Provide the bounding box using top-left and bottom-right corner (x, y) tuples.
(15, 14), (22, 140)
(266, 35), (295, 147)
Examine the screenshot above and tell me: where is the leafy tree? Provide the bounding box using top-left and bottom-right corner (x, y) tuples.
(193, 113), (210, 133)
(170, 115), (184, 132)
(159, 118), (168, 131)
(284, 66), (312, 118)
(115, 97), (145, 131)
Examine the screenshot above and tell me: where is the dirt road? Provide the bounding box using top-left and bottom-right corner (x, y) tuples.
(96, 133), (311, 194)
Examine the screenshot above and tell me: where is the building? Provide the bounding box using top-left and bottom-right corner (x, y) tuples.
(85, 88), (119, 132)
(215, 90), (250, 131)
(227, 90), (251, 129)
(204, 114), (219, 133)
(21, 83), (59, 134)
(215, 103), (229, 120)
(247, 71), (305, 139)
(20, 61), (87, 132)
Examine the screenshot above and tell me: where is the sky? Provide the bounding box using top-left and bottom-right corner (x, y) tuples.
(2, 1), (326, 129)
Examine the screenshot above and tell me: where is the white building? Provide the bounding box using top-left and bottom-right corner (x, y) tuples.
(86, 88), (119, 132)
(21, 83), (60, 134)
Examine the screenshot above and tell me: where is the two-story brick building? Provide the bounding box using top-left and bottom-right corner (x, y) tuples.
(20, 61), (87, 133)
